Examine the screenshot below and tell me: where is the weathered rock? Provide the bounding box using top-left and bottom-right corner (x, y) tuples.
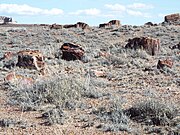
(63, 22), (89, 30)
(125, 37), (160, 56)
(76, 22), (90, 30)
(4, 72), (34, 86)
(90, 70), (106, 77)
(63, 24), (76, 28)
(0, 16), (17, 24)
(164, 13), (180, 23)
(144, 22), (157, 26)
(60, 43), (85, 61)
(108, 20), (121, 27)
(16, 50), (45, 71)
(157, 59), (173, 69)
(99, 23), (110, 28)
(50, 23), (63, 29)
(99, 20), (121, 28)
(3, 52), (15, 60)
(169, 42), (180, 50)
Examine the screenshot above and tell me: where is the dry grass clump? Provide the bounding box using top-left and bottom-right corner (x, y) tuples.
(8, 74), (84, 111)
(125, 99), (178, 126)
(0, 118), (31, 128)
(92, 100), (131, 132)
(40, 106), (66, 126)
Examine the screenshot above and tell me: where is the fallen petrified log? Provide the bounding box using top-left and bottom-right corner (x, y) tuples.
(125, 37), (160, 56)
(60, 43), (85, 61)
(16, 50), (45, 71)
(157, 59), (173, 69)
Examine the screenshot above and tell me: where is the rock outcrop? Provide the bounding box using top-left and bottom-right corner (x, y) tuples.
(16, 50), (45, 71)
(99, 20), (121, 28)
(63, 22), (90, 30)
(125, 37), (160, 56)
(60, 43), (85, 61)
(76, 22), (90, 30)
(164, 13), (180, 23)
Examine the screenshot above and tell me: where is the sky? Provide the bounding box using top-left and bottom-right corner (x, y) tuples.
(0, 0), (179, 26)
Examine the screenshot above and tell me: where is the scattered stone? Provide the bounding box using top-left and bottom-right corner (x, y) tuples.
(157, 59), (173, 69)
(60, 43), (85, 61)
(169, 42), (180, 50)
(89, 70), (106, 77)
(125, 37), (160, 56)
(2, 52), (15, 60)
(16, 50), (45, 71)
(4, 72), (34, 86)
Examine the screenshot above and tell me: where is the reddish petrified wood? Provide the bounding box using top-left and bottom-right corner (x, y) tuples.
(60, 43), (85, 61)
(157, 59), (173, 69)
(50, 23), (63, 29)
(4, 72), (34, 86)
(99, 20), (121, 28)
(165, 13), (180, 22)
(125, 37), (160, 56)
(76, 22), (89, 30)
(16, 50), (45, 71)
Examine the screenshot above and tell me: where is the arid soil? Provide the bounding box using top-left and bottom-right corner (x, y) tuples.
(0, 22), (179, 135)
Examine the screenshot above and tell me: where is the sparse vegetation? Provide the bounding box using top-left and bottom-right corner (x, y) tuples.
(0, 20), (179, 134)
(125, 99), (178, 126)
(8, 74), (84, 111)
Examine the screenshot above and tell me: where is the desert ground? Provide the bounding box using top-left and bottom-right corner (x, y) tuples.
(0, 18), (179, 135)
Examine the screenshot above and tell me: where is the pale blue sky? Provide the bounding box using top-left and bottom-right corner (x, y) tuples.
(0, 0), (179, 26)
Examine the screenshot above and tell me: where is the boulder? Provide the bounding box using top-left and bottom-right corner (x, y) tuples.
(164, 13), (180, 23)
(60, 43), (85, 61)
(16, 50), (45, 71)
(157, 59), (173, 69)
(125, 37), (160, 56)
